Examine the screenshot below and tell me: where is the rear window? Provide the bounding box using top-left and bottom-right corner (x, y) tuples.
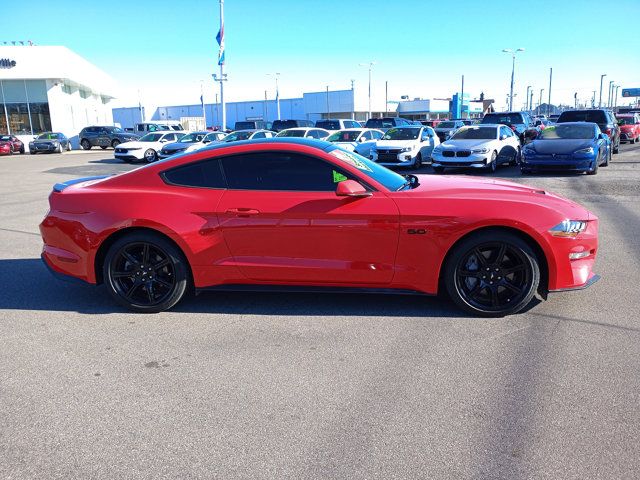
(272, 120), (298, 131)
(481, 113), (524, 125)
(235, 122), (256, 130)
(315, 120), (341, 130)
(364, 119), (394, 129)
(558, 110), (607, 124)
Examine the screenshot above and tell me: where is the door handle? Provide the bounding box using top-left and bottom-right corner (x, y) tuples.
(226, 208), (260, 216)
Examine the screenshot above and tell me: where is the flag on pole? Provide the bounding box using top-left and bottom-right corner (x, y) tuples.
(200, 94), (204, 108)
(216, 23), (225, 65)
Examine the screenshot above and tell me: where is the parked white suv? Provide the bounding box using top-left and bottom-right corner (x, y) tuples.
(114, 131), (184, 163)
(370, 126), (439, 169)
(315, 119), (362, 131)
(325, 128), (384, 153)
(431, 124), (521, 173)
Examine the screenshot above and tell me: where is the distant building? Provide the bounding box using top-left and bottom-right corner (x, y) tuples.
(0, 45), (116, 145)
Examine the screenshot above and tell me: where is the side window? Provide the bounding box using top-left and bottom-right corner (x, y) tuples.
(372, 131), (383, 139)
(221, 152), (352, 191)
(420, 129), (429, 141)
(307, 130), (319, 138)
(252, 131), (266, 139)
(362, 131), (372, 140)
(162, 159), (225, 189)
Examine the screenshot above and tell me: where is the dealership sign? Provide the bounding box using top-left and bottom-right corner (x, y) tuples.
(621, 88), (640, 98)
(0, 58), (17, 69)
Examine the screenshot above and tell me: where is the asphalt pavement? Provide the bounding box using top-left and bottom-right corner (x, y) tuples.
(1, 144), (639, 479)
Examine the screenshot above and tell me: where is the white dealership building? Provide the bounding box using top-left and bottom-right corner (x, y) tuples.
(0, 45), (117, 146)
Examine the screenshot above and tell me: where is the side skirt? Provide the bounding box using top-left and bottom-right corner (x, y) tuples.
(195, 284), (432, 297)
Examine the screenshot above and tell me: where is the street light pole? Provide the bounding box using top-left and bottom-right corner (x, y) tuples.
(502, 48), (524, 111)
(547, 67), (552, 117)
(526, 85), (531, 111)
(599, 74), (607, 108)
(539, 88), (544, 115)
(359, 61), (376, 120)
(614, 85), (620, 110)
(608, 80), (614, 108)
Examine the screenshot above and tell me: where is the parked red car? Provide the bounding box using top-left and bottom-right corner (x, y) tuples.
(0, 135), (25, 154)
(618, 114), (640, 144)
(40, 138), (599, 317)
(0, 140), (12, 156)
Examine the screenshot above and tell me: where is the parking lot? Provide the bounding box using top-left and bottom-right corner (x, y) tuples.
(1, 145), (639, 478)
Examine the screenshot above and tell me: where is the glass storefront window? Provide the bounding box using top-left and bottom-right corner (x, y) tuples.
(7, 103), (31, 135)
(0, 102), (52, 135)
(29, 102), (52, 133)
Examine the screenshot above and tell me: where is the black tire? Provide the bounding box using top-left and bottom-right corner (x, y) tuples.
(56, 143), (62, 154)
(19, 145), (25, 154)
(67, 142), (71, 151)
(413, 153), (422, 170)
(101, 146), (108, 150)
(508, 147), (520, 166)
(433, 166), (445, 174)
(111, 139), (120, 148)
(81, 139), (91, 150)
(144, 148), (157, 163)
(602, 148), (611, 167)
(103, 231), (189, 313)
(486, 151), (497, 173)
(587, 157), (598, 175)
(444, 230), (540, 317)
(613, 139), (619, 154)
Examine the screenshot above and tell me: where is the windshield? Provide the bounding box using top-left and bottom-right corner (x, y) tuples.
(223, 131), (253, 142)
(365, 119), (394, 129)
(538, 124), (595, 140)
(438, 121), (456, 128)
(451, 126), (496, 140)
(327, 147), (407, 191)
(37, 133), (58, 140)
(617, 117), (637, 126)
(179, 133), (207, 143)
(276, 129), (306, 137)
(316, 120), (340, 130)
(558, 111), (606, 123)
(327, 131), (361, 142)
(382, 127), (420, 140)
(140, 133), (163, 142)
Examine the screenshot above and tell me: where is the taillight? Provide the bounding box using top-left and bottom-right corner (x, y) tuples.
(604, 128), (612, 135)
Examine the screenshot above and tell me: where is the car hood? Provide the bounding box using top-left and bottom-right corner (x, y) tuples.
(31, 138), (58, 143)
(439, 139), (493, 149)
(620, 125), (636, 132)
(401, 174), (591, 219)
(528, 139), (594, 154)
(161, 142), (191, 151)
(118, 140), (158, 149)
(376, 140), (417, 149)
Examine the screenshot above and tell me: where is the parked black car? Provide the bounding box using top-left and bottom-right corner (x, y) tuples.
(364, 117), (413, 132)
(234, 120), (273, 131)
(79, 126), (140, 150)
(28, 132), (71, 154)
(556, 109), (620, 153)
(480, 111), (538, 143)
(271, 119), (314, 132)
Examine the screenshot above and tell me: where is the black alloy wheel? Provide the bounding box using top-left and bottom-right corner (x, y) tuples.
(104, 232), (189, 312)
(445, 231), (540, 316)
(81, 139), (91, 150)
(111, 139), (120, 148)
(19, 145), (25, 153)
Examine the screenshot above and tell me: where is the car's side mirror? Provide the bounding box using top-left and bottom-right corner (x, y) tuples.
(203, 140), (210, 144)
(598, 133), (606, 140)
(336, 180), (371, 198)
(500, 134), (508, 140)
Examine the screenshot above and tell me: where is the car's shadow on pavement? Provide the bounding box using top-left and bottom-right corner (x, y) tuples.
(0, 258), (464, 318)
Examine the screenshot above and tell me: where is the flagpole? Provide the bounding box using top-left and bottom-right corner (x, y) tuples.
(219, 0), (226, 131)
(200, 80), (206, 128)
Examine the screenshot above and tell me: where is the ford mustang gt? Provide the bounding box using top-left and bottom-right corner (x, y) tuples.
(40, 138), (599, 317)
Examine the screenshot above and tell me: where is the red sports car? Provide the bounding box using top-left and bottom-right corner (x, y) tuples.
(40, 138), (599, 316)
(0, 134), (25, 154)
(0, 141), (12, 156)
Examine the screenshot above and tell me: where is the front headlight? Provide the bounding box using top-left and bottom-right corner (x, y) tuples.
(471, 147), (489, 153)
(400, 146), (414, 153)
(574, 147), (594, 155)
(549, 220), (588, 238)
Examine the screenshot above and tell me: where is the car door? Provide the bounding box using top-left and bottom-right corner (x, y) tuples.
(418, 127), (437, 158)
(96, 128), (111, 148)
(216, 150), (400, 284)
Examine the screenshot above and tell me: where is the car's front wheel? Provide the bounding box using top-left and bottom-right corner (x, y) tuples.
(111, 139), (120, 148)
(103, 232), (190, 313)
(486, 151), (498, 172)
(144, 148), (157, 162)
(444, 231), (540, 316)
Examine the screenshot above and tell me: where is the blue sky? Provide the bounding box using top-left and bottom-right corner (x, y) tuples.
(4, 0), (640, 110)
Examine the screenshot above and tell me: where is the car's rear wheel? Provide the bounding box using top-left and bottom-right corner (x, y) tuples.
(613, 139), (619, 154)
(144, 148), (157, 162)
(444, 231), (540, 317)
(111, 139), (120, 148)
(101, 146), (108, 150)
(103, 232), (189, 313)
(508, 147), (520, 166)
(602, 148), (611, 167)
(81, 139), (91, 150)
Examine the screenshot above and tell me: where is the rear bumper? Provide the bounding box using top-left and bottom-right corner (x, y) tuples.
(41, 253), (92, 285)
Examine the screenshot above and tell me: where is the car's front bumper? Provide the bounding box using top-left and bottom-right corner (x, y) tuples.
(432, 152), (489, 168)
(114, 149), (145, 161)
(371, 150), (419, 167)
(521, 155), (595, 172)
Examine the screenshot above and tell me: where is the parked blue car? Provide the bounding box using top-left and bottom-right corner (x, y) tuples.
(520, 122), (611, 175)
